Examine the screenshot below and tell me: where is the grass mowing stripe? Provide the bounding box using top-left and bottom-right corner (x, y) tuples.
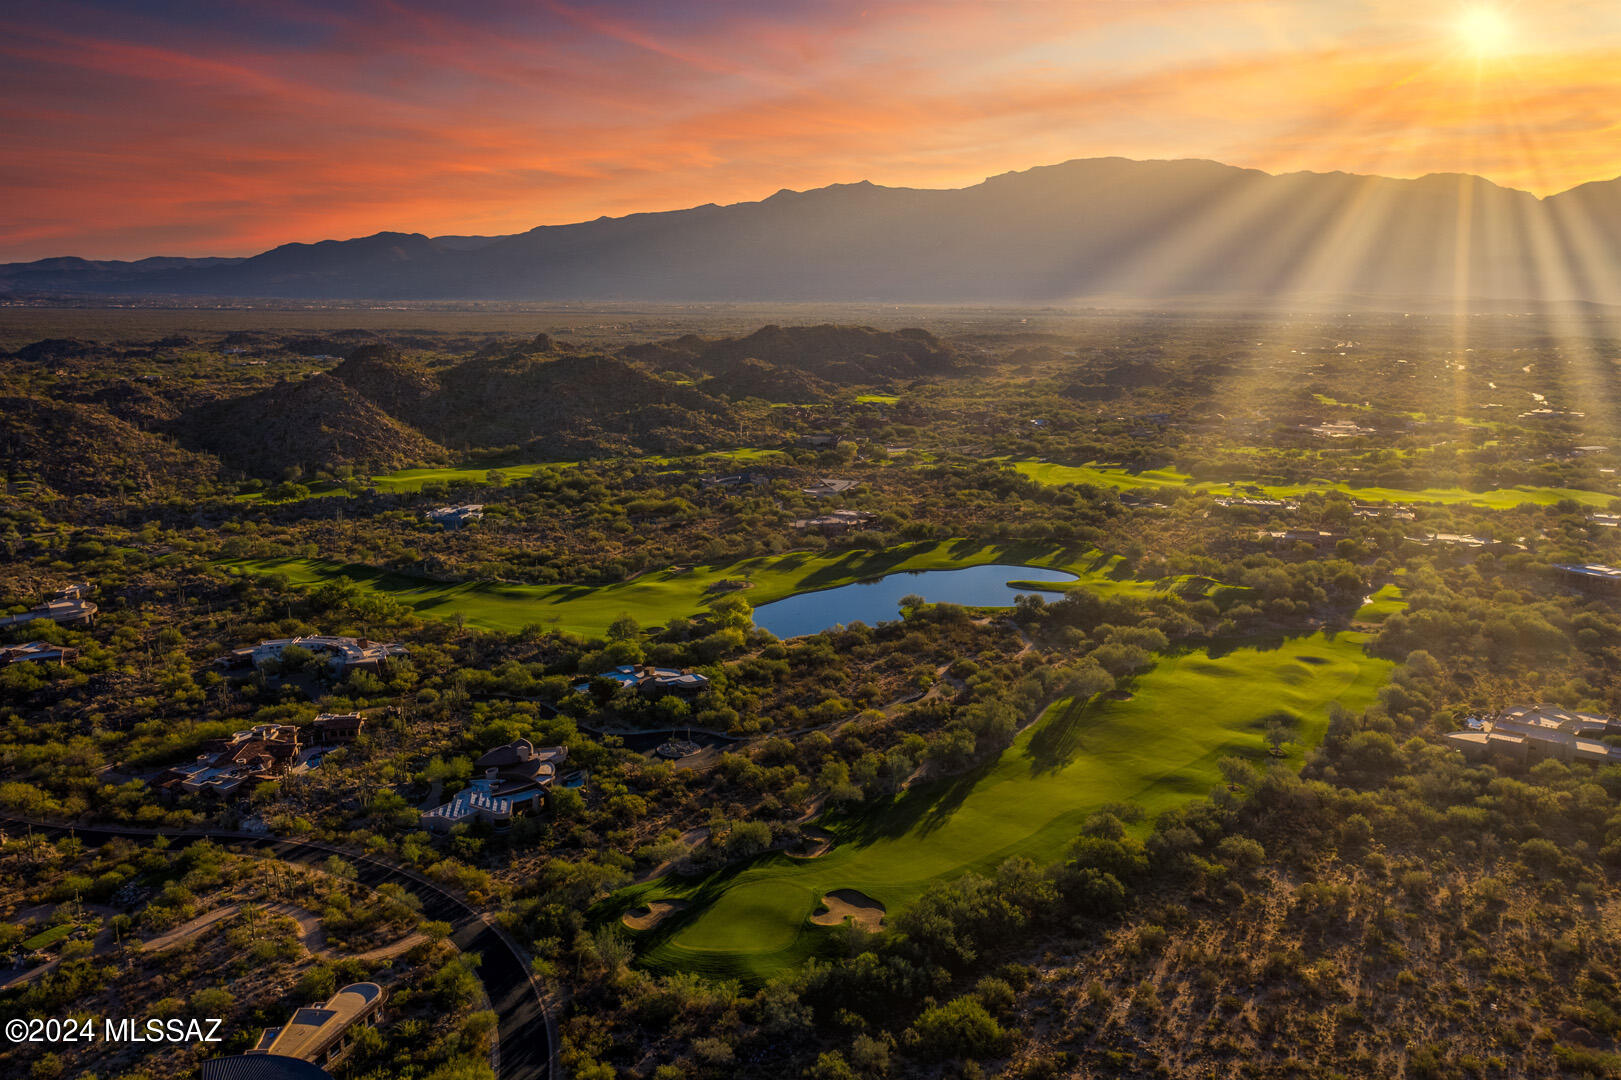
(623, 632), (1391, 981)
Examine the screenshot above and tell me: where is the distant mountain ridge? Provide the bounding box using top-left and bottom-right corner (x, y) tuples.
(8, 157), (1621, 305)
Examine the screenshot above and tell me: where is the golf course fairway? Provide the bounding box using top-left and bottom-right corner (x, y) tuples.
(1014, 460), (1616, 509)
(623, 632), (1391, 979)
(219, 540), (1201, 639)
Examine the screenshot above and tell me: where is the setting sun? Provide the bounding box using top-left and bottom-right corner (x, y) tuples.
(1456, 6), (1514, 55)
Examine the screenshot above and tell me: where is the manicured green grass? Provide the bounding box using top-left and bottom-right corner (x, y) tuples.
(855, 394), (899, 404)
(219, 540), (1188, 639)
(1354, 583), (1406, 623)
(1014, 460), (1616, 509)
(235, 448), (789, 503)
(621, 632), (1390, 980)
(21, 923), (76, 951)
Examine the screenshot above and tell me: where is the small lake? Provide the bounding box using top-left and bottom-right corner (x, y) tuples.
(752, 564), (1077, 638)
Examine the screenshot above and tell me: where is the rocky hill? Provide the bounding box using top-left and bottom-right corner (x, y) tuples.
(0, 395), (221, 497)
(173, 372), (447, 474)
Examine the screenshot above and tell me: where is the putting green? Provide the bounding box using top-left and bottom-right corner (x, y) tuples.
(219, 540), (1185, 639)
(1014, 460), (1616, 509)
(624, 632), (1390, 979)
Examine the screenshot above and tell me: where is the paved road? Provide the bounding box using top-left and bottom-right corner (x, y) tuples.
(1, 817), (558, 1080)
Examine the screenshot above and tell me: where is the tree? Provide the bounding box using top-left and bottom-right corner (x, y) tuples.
(906, 996), (1007, 1061)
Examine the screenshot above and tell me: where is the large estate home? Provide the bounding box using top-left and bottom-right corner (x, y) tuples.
(801, 477), (858, 497)
(0, 584), (97, 631)
(789, 509), (875, 535)
(215, 636), (408, 676)
(1554, 564), (1621, 595)
(574, 664), (710, 696)
(156, 723), (303, 798)
(0, 641), (78, 666)
(197, 981), (387, 1079)
(1444, 703), (1621, 765)
(421, 738), (567, 831)
(311, 712), (366, 744)
(425, 503), (484, 527)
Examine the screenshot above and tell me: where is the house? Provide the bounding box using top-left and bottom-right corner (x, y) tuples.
(215, 636), (408, 676)
(201, 1055), (332, 1080)
(789, 510), (875, 535)
(0, 585), (97, 631)
(1307, 420), (1377, 438)
(574, 664), (710, 696)
(1214, 496), (1296, 511)
(242, 982), (386, 1071)
(425, 504), (484, 527)
(421, 739), (567, 831)
(1408, 532), (1516, 552)
(1444, 704), (1620, 765)
(1554, 564), (1621, 594)
(701, 471), (770, 490)
(311, 713), (365, 744)
(0, 642), (78, 666)
(1260, 529), (1346, 552)
(157, 724), (302, 798)
(802, 478), (858, 498)
(798, 433), (840, 449)
(1353, 504), (1416, 520)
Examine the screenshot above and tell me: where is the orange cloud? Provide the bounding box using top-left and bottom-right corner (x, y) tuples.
(3, 1), (1621, 260)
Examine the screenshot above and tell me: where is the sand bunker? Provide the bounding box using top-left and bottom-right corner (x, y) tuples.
(787, 826), (835, 859)
(621, 900), (688, 931)
(810, 889), (886, 931)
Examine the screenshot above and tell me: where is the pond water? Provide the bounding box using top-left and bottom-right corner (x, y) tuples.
(751, 563), (1077, 639)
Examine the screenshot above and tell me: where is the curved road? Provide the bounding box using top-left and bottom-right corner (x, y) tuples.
(1, 816), (558, 1080)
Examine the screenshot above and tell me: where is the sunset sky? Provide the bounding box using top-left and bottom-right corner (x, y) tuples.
(4, 0), (1621, 261)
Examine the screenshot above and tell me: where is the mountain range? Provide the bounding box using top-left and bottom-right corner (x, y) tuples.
(8, 157), (1621, 306)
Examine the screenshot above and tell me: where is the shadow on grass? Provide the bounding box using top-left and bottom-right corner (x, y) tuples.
(1205, 631), (1292, 659)
(1023, 692), (1105, 776)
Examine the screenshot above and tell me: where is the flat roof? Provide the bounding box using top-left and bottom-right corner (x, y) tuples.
(256, 983), (384, 1061)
